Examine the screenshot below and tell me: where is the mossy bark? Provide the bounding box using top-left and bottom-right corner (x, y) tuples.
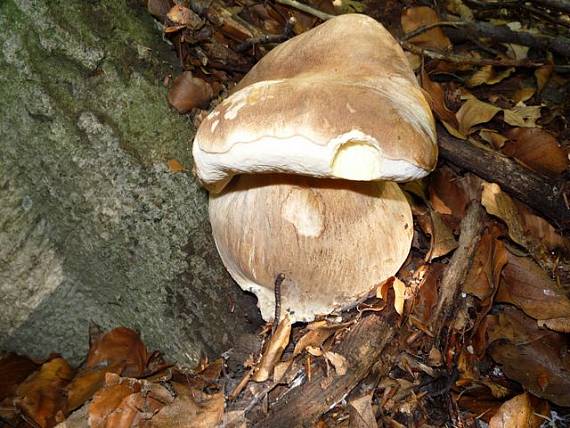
(0, 0), (260, 365)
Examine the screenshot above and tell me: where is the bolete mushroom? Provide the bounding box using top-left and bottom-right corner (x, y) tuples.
(192, 14), (437, 322)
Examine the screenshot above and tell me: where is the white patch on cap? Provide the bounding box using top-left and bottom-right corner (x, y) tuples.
(282, 187), (324, 237)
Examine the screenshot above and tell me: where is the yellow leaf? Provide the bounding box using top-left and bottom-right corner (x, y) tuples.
(466, 66), (514, 87)
(502, 104), (541, 128)
(456, 97), (501, 135)
(401, 7), (452, 51)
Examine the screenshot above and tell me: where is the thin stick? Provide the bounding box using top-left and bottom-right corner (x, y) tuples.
(236, 19), (295, 53)
(430, 203), (486, 342)
(274, 0), (334, 20)
(401, 21), (467, 41)
(400, 40), (544, 67)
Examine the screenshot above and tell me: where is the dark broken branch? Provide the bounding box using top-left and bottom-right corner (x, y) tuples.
(530, 0), (570, 14)
(462, 20), (570, 57)
(430, 203), (486, 341)
(401, 41), (544, 67)
(437, 125), (570, 230)
(251, 309), (399, 427)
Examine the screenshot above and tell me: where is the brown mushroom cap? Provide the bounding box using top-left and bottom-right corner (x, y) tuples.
(193, 14), (437, 193)
(209, 174), (413, 322)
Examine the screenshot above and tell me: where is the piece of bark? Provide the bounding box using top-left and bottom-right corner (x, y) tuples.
(431, 203), (486, 339)
(437, 125), (570, 230)
(530, 0), (570, 14)
(447, 20), (570, 57)
(250, 310), (399, 428)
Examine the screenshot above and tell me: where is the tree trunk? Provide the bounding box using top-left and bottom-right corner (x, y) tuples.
(0, 0), (260, 365)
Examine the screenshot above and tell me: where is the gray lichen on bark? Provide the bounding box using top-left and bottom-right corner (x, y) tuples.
(0, 0), (259, 364)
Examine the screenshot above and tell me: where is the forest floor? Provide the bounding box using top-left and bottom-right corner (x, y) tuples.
(2, 0), (570, 427)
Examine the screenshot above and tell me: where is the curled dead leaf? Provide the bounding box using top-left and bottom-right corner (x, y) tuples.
(489, 393), (548, 428)
(168, 72), (213, 114)
(323, 351), (348, 376)
(86, 327), (148, 378)
(456, 97), (501, 135)
(484, 306), (570, 406)
(504, 127), (568, 176)
(464, 225), (508, 304)
(420, 69), (459, 129)
(253, 316), (292, 382)
(401, 7), (452, 51)
(466, 66), (514, 88)
(167, 159), (185, 173)
(497, 252), (570, 332)
(15, 357), (74, 428)
(293, 328), (334, 356)
(166, 5), (202, 29)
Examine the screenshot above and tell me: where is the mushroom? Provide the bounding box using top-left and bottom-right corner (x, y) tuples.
(192, 14), (437, 322)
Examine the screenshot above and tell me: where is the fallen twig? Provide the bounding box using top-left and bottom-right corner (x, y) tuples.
(401, 40), (544, 67)
(529, 0), (570, 14)
(274, 0), (334, 20)
(430, 203), (486, 341)
(437, 125), (570, 229)
(236, 19), (295, 53)
(462, 20), (570, 57)
(401, 21), (467, 41)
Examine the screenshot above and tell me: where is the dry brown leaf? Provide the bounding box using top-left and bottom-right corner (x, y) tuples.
(152, 390), (224, 428)
(464, 226), (507, 304)
(0, 353), (39, 401)
(103, 391), (164, 428)
(401, 7), (452, 51)
(88, 374), (139, 428)
(65, 362), (124, 413)
(515, 201), (569, 254)
(167, 159), (185, 173)
(481, 182), (525, 247)
(504, 127), (568, 176)
(293, 328), (334, 356)
(323, 351), (348, 376)
(273, 359), (293, 382)
(87, 327), (148, 378)
(535, 65), (553, 92)
(377, 276), (407, 315)
(411, 263), (443, 323)
(538, 317), (570, 333)
(166, 5), (202, 29)
(167, 72), (213, 114)
(348, 392), (378, 428)
(479, 129), (509, 149)
(466, 66), (514, 88)
(489, 393), (548, 428)
(420, 69), (459, 129)
(15, 357), (74, 428)
(484, 306), (570, 406)
(456, 97), (501, 135)
(497, 252), (570, 331)
(425, 209), (458, 261)
(502, 104), (541, 128)
(147, 0), (173, 19)
(513, 86), (536, 103)
(253, 315), (292, 382)
(207, 2), (255, 40)
(306, 345), (323, 357)
(481, 182), (569, 257)
(429, 167), (483, 225)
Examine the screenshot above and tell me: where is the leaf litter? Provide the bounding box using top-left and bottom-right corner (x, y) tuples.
(4, 0), (570, 426)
